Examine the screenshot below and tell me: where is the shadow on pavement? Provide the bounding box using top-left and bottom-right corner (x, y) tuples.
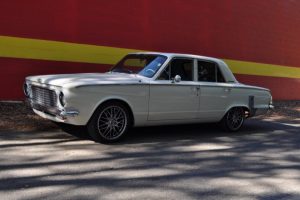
(1, 119), (298, 143)
(0, 119), (299, 199)
(120, 119), (300, 144)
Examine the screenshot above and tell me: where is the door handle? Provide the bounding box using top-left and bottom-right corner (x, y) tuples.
(191, 86), (200, 96)
(196, 86), (200, 96)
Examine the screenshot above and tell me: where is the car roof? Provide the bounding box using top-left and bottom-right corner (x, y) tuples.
(128, 51), (238, 83)
(129, 51), (224, 64)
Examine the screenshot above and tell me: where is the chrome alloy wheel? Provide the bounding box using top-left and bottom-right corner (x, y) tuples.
(226, 107), (244, 131)
(97, 106), (127, 140)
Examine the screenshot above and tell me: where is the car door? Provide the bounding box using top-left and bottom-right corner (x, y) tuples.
(148, 58), (200, 121)
(197, 60), (231, 121)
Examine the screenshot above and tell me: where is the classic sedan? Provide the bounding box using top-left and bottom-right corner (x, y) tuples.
(24, 52), (274, 143)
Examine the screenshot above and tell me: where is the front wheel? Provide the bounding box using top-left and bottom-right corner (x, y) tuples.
(87, 102), (131, 143)
(220, 107), (245, 132)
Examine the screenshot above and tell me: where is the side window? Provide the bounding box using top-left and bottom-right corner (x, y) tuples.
(198, 60), (225, 83)
(158, 58), (193, 81)
(198, 61), (216, 82)
(171, 59), (193, 81)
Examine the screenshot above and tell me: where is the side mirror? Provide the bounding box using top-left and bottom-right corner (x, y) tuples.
(172, 75), (181, 83)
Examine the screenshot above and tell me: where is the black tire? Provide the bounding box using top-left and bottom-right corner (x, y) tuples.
(87, 101), (131, 143)
(220, 107), (245, 132)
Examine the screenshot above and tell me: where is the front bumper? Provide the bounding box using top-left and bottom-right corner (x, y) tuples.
(25, 99), (79, 122)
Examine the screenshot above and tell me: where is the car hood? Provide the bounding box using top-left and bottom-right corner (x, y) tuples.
(26, 73), (148, 88)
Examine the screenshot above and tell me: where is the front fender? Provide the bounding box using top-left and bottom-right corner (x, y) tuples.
(63, 84), (149, 126)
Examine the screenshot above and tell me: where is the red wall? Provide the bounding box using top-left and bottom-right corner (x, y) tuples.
(0, 0), (300, 100)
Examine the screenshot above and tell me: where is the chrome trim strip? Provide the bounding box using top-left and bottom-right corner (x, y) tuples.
(75, 83), (149, 88)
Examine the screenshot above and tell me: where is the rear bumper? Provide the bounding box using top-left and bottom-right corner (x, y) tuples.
(253, 104), (274, 116)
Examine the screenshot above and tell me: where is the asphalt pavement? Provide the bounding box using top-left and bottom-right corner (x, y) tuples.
(0, 119), (300, 200)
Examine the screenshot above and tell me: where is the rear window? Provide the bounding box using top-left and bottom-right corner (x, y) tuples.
(198, 60), (225, 83)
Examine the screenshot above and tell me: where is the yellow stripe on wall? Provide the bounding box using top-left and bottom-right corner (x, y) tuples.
(0, 35), (139, 65)
(224, 59), (300, 79)
(1, 35), (300, 79)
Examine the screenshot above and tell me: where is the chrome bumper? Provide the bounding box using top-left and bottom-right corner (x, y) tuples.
(252, 104), (274, 116)
(25, 98), (79, 121)
(59, 110), (79, 119)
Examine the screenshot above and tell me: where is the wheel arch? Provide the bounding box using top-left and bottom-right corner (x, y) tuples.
(88, 97), (135, 126)
(222, 104), (250, 119)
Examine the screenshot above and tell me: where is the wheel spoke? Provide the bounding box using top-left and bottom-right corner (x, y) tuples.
(110, 108), (114, 118)
(103, 110), (109, 118)
(99, 123), (108, 128)
(112, 126), (118, 137)
(99, 119), (109, 123)
(115, 109), (122, 119)
(102, 126), (111, 137)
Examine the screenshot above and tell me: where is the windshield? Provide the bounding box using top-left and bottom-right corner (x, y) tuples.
(110, 54), (168, 78)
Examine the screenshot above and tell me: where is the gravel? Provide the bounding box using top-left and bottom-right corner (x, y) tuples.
(0, 101), (299, 132)
(0, 101), (58, 132)
(255, 100), (300, 124)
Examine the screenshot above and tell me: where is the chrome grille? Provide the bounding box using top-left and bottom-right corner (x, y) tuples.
(31, 86), (57, 107)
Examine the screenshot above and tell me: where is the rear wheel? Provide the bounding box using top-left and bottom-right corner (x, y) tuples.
(87, 102), (131, 143)
(220, 107), (245, 132)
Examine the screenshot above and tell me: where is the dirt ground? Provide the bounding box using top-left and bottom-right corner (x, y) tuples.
(0, 101), (57, 132)
(255, 100), (300, 124)
(0, 101), (299, 132)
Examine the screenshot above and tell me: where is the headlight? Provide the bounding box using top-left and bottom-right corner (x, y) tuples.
(23, 82), (30, 97)
(59, 91), (66, 107)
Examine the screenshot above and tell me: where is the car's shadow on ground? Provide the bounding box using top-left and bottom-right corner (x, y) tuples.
(118, 119), (299, 144)
(0, 119), (298, 145)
